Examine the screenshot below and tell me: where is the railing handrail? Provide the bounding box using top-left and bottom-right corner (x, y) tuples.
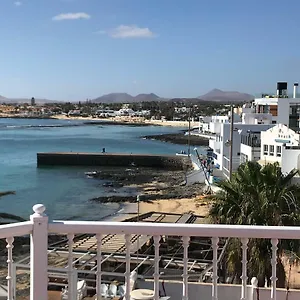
(49, 220), (300, 239)
(0, 221), (32, 239)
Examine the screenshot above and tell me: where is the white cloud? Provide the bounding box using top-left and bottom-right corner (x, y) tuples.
(52, 12), (91, 21)
(133, 80), (137, 85)
(100, 25), (156, 39)
(14, 1), (22, 6)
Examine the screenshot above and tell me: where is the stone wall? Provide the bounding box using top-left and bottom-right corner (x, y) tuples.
(37, 152), (191, 170)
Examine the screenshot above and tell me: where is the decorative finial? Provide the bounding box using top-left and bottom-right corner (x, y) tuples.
(251, 277), (258, 287)
(32, 204), (46, 216)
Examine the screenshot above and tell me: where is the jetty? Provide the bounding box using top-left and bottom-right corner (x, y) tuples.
(37, 152), (190, 170)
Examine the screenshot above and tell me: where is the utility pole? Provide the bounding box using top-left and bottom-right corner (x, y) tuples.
(229, 105), (234, 180)
(188, 106), (191, 156)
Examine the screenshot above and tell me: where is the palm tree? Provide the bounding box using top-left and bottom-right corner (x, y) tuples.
(208, 161), (300, 287)
(0, 191), (25, 223)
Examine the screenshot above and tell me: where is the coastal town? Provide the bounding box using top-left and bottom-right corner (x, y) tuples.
(1, 81), (300, 299)
(3, 0), (300, 298)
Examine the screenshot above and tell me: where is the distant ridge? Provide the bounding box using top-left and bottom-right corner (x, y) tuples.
(0, 97), (61, 104)
(0, 88), (254, 104)
(198, 89), (254, 102)
(92, 93), (162, 103)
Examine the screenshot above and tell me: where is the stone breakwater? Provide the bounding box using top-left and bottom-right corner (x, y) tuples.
(37, 152), (191, 170)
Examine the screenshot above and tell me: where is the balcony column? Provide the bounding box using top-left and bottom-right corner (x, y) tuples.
(211, 237), (219, 300)
(30, 204), (49, 300)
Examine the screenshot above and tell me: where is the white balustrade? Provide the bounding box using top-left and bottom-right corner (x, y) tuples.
(182, 236), (190, 300)
(271, 238), (278, 300)
(125, 234), (131, 300)
(1, 204), (300, 299)
(240, 238), (248, 300)
(211, 237), (219, 300)
(96, 234), (102, 300)
(67, 233), (76, 299)
(153, 235), (160, 300)
(6, 236), (14, 300)
(30, 204), (48, 300)
(250, 277), (258, 300)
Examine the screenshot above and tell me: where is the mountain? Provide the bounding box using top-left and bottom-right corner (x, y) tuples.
(134, 93), (160, 102)
(0, 95), (8, 102)
(198, 89), (254, 102)
(93, 93), (163, 103)
(93, 93), (133, 103)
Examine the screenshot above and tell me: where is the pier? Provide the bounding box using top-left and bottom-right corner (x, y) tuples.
(37, 152), (190, 170)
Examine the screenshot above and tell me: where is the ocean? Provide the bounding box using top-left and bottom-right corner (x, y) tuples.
(0, 118), (196, 221)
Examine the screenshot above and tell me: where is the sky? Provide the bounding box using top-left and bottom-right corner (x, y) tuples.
(1, 0), (300, 101)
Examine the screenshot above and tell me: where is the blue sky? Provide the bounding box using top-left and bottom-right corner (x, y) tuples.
(1, 0), (300, 100)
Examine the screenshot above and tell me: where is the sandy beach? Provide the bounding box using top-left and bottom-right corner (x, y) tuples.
(139, 196), (209, 217)
(53, 114), (200, 128)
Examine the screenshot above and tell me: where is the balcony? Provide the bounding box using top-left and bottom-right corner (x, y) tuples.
(2, 204), (300, 299)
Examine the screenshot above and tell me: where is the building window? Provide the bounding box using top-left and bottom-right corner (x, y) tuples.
(263, 145), (268, 155)
(240, 153), (248, 163)
(276, 145), (281, 157)
(270, 145), (274, 156)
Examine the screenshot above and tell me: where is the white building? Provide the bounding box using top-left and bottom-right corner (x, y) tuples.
(117, 108), (135, 116)
(209, 123), (272, 178)
(260, 124), (300, 176)
(254, 82), (300, 129)
(206, 81), (300, 178)
(240, 130), (262, 163)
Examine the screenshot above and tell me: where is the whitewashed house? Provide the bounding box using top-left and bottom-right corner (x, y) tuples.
(254, 82), (300, 129)
(206, 81), (300, 177)
(259, 124), (300, 176)
(240, 131), (262, 163)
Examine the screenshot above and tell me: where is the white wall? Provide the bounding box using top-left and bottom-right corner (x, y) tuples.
(254, 97), (278, 105)
(277, 98), (300, 126)
(260, 124), (300, 163)
(209, 140), (220, 153)
(281, 148), (300, 174)
(240, 144), (260, 162)
(140, 280), (300, 300)
(242, 113), (272, 125)
(213, 123), (273, 171)
(209, 122), (222, 134)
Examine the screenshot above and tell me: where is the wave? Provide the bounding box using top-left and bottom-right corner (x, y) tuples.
(0, 124), (83, 129)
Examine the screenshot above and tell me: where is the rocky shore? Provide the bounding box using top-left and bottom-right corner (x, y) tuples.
(142, 133), (209, 146)
(88, 166), (204, 203)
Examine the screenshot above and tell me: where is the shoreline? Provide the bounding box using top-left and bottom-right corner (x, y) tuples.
(86, 166), (209, 222)
(0, 114), (200, 128)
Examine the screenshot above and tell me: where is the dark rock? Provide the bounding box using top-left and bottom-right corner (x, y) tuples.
(142, 133), (209, 146)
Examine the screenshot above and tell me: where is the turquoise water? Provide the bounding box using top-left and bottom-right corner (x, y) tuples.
(0, 118), (194, 221)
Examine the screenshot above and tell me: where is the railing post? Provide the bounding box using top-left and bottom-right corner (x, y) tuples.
(30, 204), (49, 300)
(250, 277), (258, 300)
